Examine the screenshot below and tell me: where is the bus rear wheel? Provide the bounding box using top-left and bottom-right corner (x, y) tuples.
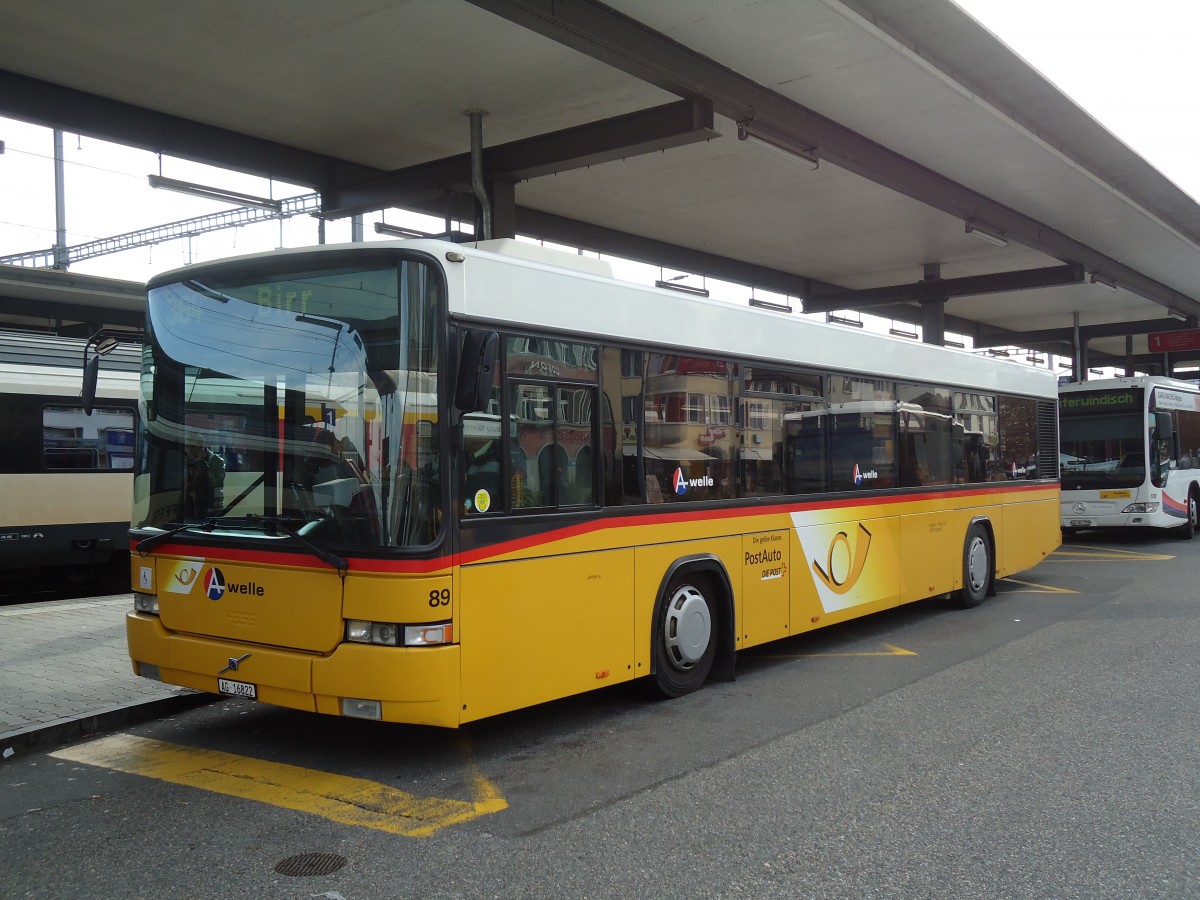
(957, 523), (991, 608)
(1179, 490), (1198, 540)
(648, 576), (716, 698)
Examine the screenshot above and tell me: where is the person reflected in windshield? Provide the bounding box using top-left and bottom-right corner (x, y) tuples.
(297, 428), (362, 490)
(182, 434), (226, 518)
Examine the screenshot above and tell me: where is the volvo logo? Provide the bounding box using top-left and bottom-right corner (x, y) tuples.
(219, 653), (251, 674)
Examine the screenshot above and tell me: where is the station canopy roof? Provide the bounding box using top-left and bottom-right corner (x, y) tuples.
(3, 0), (1200, 371)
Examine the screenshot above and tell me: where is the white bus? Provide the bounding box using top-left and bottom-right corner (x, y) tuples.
(1059, 376), (1200, 537)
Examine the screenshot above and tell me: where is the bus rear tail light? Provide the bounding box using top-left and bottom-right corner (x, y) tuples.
(1122, 502), (1159, 513)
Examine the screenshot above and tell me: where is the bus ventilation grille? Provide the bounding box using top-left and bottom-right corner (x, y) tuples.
(1036, 400), (1058, 478)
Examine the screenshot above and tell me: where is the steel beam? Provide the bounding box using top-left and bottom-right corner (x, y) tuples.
(0, 70), (377, 189)
(321, 99), (717, 218)
(465, 0), (1200, 319)
(803, 264), (1084, 314)
(513, 207), (833, 300)
(975, 317), (1193, 349)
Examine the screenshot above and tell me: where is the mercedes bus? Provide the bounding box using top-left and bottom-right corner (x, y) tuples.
(1060, 376), (1200, 536)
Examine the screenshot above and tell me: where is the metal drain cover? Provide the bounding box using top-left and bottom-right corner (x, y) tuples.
(274, 852), (348, 877)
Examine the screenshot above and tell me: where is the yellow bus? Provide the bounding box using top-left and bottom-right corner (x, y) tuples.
(120, 238), (1060, 726)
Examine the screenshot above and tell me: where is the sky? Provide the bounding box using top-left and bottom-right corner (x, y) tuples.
(952, 0), (1200, 201)
(1, 0), (1198, 297)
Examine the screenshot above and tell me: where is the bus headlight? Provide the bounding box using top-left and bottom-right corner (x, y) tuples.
(345, 620), (399, 646)
(133, 593), (160, 615)
(1122, 502), (1159, 513)
(346, 619), (454, 646)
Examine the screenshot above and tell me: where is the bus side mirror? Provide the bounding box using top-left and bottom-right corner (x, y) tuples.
(1155, 411), (1174, 444)
(82, 355), (100, 416)
(80, 332), (120, 416)
(454, 329), (498, 413)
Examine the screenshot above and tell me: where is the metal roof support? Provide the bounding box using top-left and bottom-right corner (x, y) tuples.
(510, 206), (828, 300)
(52, 130), (68, 270)
(465, 0), (1200, 320)
(920, 263), (944, 346)
(491, 179), (517, 240)
(1080, 312), (1089, 381)
(467, 110), (493, 241)
(320, 99), (718, 218)
(0, 70), (375, 189)
(803, 264), (1084, 315)
(975, 315), (1192, 349)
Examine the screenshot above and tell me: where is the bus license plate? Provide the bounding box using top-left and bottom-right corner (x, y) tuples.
(218, 678), (257, 699)
(1069, 519), (1093, 528)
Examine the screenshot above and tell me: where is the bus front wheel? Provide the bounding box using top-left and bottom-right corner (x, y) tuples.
(957, 523), (992, 608)
(648, 576), (716, 698)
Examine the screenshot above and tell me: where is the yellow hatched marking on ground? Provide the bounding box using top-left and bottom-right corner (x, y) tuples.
(51, 734), (507, 837)
(1051, 545), (1175, 562)
(997, 577), (1078, 594)
(759, 642), (917, 660)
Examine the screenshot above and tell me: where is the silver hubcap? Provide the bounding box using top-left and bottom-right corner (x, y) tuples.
(664, 585), (711, 670)
(966, 536), (988, 594)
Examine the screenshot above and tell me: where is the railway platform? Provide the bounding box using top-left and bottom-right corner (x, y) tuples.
(0, 594), (210, 756)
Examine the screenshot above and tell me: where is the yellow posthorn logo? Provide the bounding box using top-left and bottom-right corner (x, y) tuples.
(165, 560), (205, 594)
(812, 523), (873, 595)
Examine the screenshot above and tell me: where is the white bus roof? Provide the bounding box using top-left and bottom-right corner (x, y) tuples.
(151, 239), (1059, 399)
(1060, 375), (1200, 395)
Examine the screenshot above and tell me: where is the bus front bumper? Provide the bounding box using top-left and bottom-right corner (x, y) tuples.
(127, 612), (462, 727)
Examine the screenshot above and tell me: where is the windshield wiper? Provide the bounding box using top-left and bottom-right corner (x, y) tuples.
(135, 514), (349, 579)
(247, 514), (349, 579)
(134, 519), (220, 554)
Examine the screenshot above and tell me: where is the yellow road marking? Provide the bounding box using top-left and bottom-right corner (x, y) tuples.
(1052, 545), (1175, 561)
(51, 734), (506, 837)
(759, 641), (917, 660)
(997, 577), (1078, 594)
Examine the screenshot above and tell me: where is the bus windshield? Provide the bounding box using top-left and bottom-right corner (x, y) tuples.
(1059, 389), (1146, 489)
(133, 257), (443, 550)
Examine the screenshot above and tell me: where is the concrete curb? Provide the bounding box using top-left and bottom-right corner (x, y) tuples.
(1, 692), (220, 757)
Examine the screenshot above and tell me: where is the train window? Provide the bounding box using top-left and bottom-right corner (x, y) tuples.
(42, 406), (135, 470)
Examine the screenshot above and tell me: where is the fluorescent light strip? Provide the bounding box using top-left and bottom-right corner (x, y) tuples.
(964, 220), (1008, 247)
(375, 222), (428, 239)
(737, 121), (819, 170)
(148, 174), (282, 212)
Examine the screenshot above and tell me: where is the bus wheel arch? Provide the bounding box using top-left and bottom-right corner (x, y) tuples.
(646, 556), (735, 698)
(956, 518), (994, 608)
